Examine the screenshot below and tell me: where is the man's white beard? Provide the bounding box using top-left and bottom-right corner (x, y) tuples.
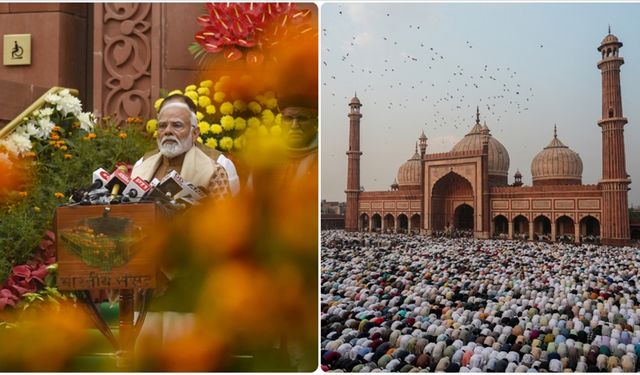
(158, 132), (193, 158)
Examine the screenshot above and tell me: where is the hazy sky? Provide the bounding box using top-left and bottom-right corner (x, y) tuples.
(320, 3), (640, 207)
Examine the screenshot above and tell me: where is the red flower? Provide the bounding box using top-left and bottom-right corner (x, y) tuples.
(194, 3), (312, 64)
(0, 288), (18, 309)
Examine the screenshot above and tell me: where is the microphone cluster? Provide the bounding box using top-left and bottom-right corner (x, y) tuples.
(68, 167), (207, 213)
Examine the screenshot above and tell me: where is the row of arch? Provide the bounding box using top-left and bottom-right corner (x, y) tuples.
(492, 214), (600, 242)
(359, 213), (421, 234)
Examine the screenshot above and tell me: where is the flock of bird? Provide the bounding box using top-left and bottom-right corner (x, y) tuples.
(322, 6), (540, 137)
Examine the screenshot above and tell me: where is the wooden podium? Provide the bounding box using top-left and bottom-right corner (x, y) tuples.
(55, 203), (158, 369)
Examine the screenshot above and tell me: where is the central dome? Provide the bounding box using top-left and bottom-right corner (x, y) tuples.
(450, 112), (510, 180)
(531, 127), (583, 186)
(396, 149), (421, 188)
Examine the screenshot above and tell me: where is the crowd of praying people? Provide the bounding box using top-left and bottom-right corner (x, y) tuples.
(321, 230), (640, 372)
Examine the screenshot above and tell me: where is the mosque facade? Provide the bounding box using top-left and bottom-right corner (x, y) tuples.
(344, 32), (632, 246)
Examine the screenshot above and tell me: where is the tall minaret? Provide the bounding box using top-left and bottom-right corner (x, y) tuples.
(345, 94), (362, 232)
(597, 28), (631, 246)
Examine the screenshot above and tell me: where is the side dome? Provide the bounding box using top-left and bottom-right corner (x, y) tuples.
(531, 127), (583, 186)
(450, 119), (510, 179)
(396, 149), (421, 188)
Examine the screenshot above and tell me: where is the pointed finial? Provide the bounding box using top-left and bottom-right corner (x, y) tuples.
(476, 106), (480, 124)
(415, 142), (418, 153)
(609, 24), (611, 34)
(354, 91), (358, 98)
(553, 124), (557, 138)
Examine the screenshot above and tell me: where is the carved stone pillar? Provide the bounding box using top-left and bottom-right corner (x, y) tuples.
(508, 221), (513, 240)
(93, 3), (161, 122)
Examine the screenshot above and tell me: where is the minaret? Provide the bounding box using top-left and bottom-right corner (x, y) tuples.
(418, 130), (427, 234)
(345, 94), (362, 232)
(597, 29), (631, 246)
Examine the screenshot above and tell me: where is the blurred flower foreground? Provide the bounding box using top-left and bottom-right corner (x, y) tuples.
(0, 2), (318, 372)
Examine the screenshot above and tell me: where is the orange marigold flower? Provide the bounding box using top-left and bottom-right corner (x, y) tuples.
(88, 133), (97, 139)
(54, 192), (65, 199)
(64, 153), (72, 159)
(51, 133), (60, 140)
(25, 151), (37, 158)
(18, 191), (28, 198)
(119, 132), (128, 139)
(53, 126), (62, 132)
(60, 145), (68, 151)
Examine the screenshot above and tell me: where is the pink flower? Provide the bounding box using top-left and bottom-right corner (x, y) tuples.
(0, 288), (18, 309)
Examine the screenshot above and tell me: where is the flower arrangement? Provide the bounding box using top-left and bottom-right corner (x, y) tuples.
(0, 89), (95, 161)
(147, 75), (283, 153)
(190, 3), (314, 66)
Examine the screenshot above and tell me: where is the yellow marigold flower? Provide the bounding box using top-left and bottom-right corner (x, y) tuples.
(205, 137), (218, 149)
(153, 130), (158, 138)
(266, 97), (278, 109)
(219, 136), (233, 151)
(57, 140), (65, 145)
(198, 95), (211, 108)
(119, 132), (128, 139)
(154, 98), (164, 111)
(25, 151), (37, 158)
(270, 125), (282, 136)
(244, 127), (256, 137)
(33, 206), (41, 213)
(198, 121), (211, 134)
(275, 113), (282, 126)
(54, 192), (64, 199)
(213, 91), (226, 103)
(146, 119), (157, 133)
(60, 145), (68, 151)
(255, 94), (266, 105)
(247, 117), (261, 128)
(233, 100), (247, 112)
(184, 91), (198, 104)
(185, 84), (197, 92)
(64, 153), (73, 159)
(234, 117), (247, 131)
(197, 136), (203, 144)
(51, 133), (60, 140)
(234, 136), (245, 150)
(168, 89), (183, 96)
(221, 115), (235, 131)
(258, 125), (268, 136)
(196, 111), (204, 121)
(210, 124), (222, 135)
(248, 101), (262, 114)
(262, 109), (275, 126)
(199, 80), (213, 88)
(18, 191), (28, 198)
(220, 102), (234, 115)
(205, 104), (216, 115)
(197, 87), (210, 96)
(49, 140), (56, 145)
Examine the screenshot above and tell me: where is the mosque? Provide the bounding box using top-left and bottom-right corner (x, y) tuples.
(344, 31), (632, 246)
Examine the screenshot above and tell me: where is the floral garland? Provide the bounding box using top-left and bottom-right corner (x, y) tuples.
(146, 75), (283, 152)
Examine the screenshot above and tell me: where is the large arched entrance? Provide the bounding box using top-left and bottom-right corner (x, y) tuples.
(360, 213), (369, 232)
(556, 215), (575, 242)
(431, 172), (474, 232)
(493, 215), (508, 237)
(371, 214), (382, 232)
(533, 215), (551, 240)
(397, 214), (408, 234)
(454, 204), (474, 231)
(580, 216), (600, 242)
(383, 214), (395, 233)
(513, 215), (529, 240)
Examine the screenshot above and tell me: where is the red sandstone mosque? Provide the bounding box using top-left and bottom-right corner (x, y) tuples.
(344, 31), (632, 246)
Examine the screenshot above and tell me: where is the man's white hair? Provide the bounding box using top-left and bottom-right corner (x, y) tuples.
(158, 102), (198, 128)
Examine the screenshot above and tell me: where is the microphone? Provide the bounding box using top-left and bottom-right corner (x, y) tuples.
(122, 176), (151, 203)
(104, 167), (131, 203)
(69, 167), (111, 203)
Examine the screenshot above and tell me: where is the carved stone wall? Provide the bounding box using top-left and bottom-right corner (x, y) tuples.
(93, 3), (160, 121)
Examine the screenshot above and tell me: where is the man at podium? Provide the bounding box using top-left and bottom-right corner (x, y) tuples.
(131, 94), (236, 198)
